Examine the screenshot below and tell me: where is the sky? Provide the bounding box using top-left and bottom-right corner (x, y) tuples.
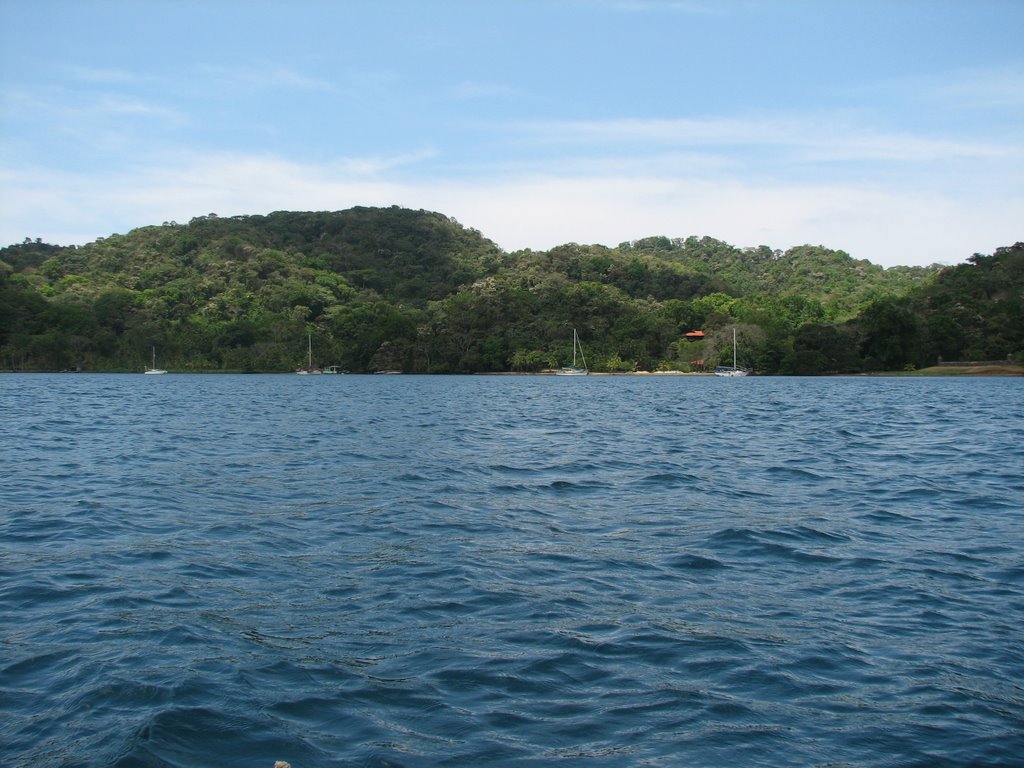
(1, 0), (1022, 268)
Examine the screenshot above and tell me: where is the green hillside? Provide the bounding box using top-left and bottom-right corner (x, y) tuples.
(1, 207), (1019, 374)
(621, 236), (936, 314)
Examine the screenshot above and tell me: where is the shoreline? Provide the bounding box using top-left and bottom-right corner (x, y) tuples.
(4, 367), (1021, 377)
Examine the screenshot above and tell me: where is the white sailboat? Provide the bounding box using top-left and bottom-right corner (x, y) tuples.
(714, 327), (749, 377)
(296, 333), (322, 375)
(144, 347), (167, 374)
(555, 328), (589, 376)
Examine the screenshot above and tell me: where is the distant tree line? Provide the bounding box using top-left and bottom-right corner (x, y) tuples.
(1, 207), (1020, 374)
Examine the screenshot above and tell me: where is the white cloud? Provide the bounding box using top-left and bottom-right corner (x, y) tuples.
(64, 65), (151, 85)
(199, 64), (335, 92)
(427, 174), (1021, 266)
(517, 116), (1015, 163)
(923, 66), (1024, 110)
(4, 86), (185, 125)
(0, 154), (408, 242)
(3, 151), (1019, 267)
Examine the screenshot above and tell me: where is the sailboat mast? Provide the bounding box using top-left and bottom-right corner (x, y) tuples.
(733, 327), (737, 369)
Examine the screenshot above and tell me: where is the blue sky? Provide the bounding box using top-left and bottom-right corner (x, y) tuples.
(1, 0), (1021, 267)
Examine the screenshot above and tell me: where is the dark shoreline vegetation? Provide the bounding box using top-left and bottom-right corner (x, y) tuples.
(2, 207), (1021, 375)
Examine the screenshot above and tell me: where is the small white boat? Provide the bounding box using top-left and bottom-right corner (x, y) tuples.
(555, 328), (589, 376)
(296, 333), (322, 374)
(144, 347), (167, 375)
(714, 327), (749, 377)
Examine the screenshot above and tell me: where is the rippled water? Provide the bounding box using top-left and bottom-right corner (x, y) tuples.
(2, 373), (1022, 767)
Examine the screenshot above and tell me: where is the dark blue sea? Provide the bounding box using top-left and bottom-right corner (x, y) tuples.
(2, 373), (1023, 767)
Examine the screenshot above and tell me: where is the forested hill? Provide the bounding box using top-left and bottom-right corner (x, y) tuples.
(620, 236), (932, 313)
(7, 208), (507, 305)
(1, 206), (1019, 374)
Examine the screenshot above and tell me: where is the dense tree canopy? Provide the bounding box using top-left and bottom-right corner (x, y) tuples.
(1, 207), (1019, 374)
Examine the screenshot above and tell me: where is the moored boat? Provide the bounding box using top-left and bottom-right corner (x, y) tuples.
(555, 328), (589, 376)
(144, 347), (167, 374)
(296, 333), (322, 374)
(714, 327), (749, 377)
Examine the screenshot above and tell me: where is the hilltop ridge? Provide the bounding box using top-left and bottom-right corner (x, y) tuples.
(2, 207), (1018, 374)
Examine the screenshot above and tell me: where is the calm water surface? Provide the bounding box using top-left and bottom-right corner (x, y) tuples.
(2, 374), (1022, 767)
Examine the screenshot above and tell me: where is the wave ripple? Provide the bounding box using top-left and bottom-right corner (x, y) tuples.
(2, 374), (1023, 766)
